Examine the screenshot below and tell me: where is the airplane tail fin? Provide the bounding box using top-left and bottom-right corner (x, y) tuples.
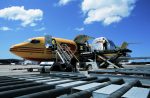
(120, 42), (128, 49)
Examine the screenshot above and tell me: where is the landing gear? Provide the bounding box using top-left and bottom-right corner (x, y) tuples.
(50, 63), (73, 72)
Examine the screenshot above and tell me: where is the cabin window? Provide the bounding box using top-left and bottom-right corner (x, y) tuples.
(30, 39), (40, 44)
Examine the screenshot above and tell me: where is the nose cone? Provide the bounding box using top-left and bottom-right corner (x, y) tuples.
(10, 43), (27, 56)
(10, 45), (18, 52)
(10, 44), (20, 55)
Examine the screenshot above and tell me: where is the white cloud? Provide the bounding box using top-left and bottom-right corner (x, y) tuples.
(16, 27), (22, 30)
(0, 6), (43, 27)
(35, 27), (45, 31)
(81, 0), (136, 25)
(58, 0), (73, 6)
(75, 27), (84, 31)
(0, 26), (12, 31)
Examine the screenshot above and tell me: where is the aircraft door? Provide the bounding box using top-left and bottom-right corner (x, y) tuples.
(52, 39), (57, 50)
(44, 35), (57, 50)
(45, 35), (53, 48)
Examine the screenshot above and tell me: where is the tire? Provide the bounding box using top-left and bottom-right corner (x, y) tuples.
(27, 68), (33, 72)
(40, 67), (45, 73)
(87, 64), (93, 70)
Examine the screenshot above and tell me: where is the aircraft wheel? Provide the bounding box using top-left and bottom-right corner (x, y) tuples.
(87, 64), (93, 70)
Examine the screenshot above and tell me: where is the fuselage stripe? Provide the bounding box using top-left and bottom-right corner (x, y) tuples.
(10, 47), (52, 53)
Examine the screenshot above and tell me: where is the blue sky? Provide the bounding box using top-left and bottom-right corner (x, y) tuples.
(0, 0), (150, 59)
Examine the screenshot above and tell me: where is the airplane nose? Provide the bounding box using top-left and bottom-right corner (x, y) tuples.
(10, 45), (19, 53)
(10, 43), (24, 53)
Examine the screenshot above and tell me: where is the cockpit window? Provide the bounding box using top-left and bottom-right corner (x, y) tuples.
(30, 39), (40, 44)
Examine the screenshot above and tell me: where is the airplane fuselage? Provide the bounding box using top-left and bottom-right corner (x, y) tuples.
(10, 36), (123, 63)
(10, 37), (77, 61)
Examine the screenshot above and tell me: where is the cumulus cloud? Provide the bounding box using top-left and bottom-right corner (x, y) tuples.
(58, 0), (73, 6)
(75, 27), (84, 31)
(0, 6), (43, 27)
(0, 26), (12, 31)
(81, 0), (137, 25)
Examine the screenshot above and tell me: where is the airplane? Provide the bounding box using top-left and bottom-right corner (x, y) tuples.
(10, 36), (77, 62)
(10, 35), (132, 70)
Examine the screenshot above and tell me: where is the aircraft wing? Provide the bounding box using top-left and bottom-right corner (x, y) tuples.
(119, 57), (150, 60)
